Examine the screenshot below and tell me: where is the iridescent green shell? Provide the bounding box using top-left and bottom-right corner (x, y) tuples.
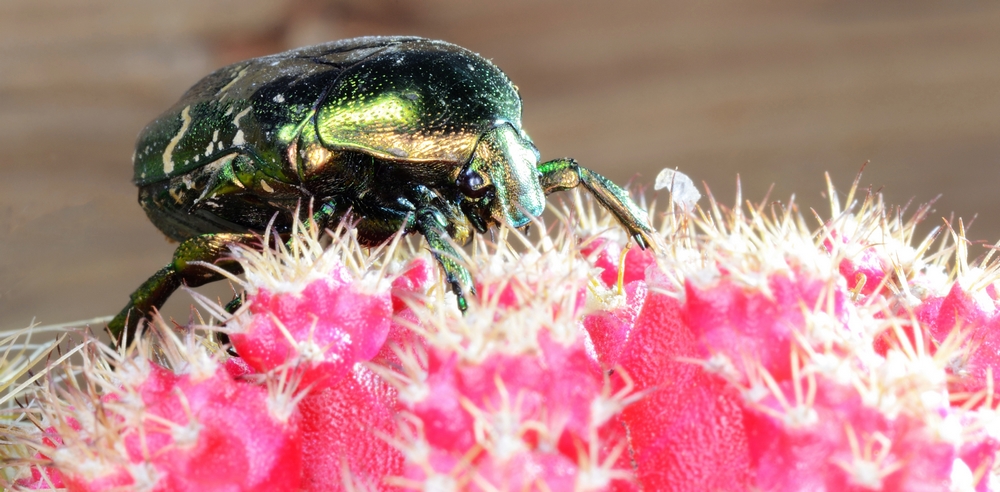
(132, 37), (522, 186)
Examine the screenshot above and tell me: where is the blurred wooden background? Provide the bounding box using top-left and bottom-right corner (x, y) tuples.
(3, 0), (1000, 329)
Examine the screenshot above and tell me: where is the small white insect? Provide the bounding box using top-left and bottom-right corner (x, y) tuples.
(654, 168), (701, 212)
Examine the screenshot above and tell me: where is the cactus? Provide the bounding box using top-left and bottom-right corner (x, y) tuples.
(5, 172), (1000, 491)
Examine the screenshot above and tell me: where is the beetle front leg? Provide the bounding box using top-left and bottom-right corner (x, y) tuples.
(537, 158), (658, 251)
(414, 208), (474, 312)
(108, 233), (255, 343)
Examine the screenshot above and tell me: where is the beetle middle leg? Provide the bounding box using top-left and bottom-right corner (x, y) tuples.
(537, 158), (658, 251)
(107, 233), (255, 343)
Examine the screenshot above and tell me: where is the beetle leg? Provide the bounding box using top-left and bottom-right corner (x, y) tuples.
(108, 233), (255, 344)
(537, 158), (658, 251)
(414, 208), (474, 312)
(310, 200), (340, 228)
(410, 184), (473, 246)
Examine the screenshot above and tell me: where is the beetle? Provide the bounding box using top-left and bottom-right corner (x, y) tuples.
(108, 36), (657, 339)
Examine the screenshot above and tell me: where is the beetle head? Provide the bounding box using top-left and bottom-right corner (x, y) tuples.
(457, 123), (545, 231)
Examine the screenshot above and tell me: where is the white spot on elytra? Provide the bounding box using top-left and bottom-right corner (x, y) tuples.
(273, 94), (285, 103)
(223, 106), (233, 117)
(230, 107), (252, 146)
(162, 105), (192, 175)
(232, 106), (252, 129)
(260, 180), (274, 193)
(217, 67), (248, 96)
(205, 129), (220, 156)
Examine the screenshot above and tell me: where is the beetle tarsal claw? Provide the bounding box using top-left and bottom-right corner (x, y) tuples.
(633, 233), (649, 250)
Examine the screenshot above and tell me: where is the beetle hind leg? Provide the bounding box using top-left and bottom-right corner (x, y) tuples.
(537, 158), (658, 251)
(108, 233), (255, 344)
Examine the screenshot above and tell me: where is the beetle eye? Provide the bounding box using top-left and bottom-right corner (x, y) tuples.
(457, 166), (490, 198)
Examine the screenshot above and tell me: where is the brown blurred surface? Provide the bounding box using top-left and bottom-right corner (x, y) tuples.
(2, 0), (1000, 329)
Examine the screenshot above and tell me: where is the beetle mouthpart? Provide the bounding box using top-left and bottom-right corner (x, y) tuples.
(457, 165), (492, 199)
(461, 199), (492, 234)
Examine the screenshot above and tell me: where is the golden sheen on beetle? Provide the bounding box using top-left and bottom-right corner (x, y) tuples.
(110, 36), (657, 340)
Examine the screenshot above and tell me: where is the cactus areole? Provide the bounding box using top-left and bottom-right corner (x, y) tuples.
(109, 36), (656, 339)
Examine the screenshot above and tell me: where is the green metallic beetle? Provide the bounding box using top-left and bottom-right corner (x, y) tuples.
(109, 36), (657, 339)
